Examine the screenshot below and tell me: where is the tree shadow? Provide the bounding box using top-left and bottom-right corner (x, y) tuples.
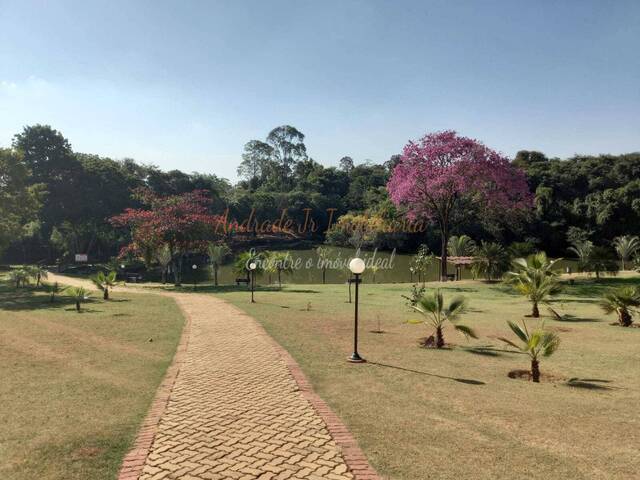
(564, 378), (617, 391)
(368, 361), (485, 385)
(461, 345), (527, 357)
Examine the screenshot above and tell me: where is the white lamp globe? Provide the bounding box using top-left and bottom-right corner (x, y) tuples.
(249, 262), (257, 271)
(349, 257), (366, 275)
(192, 264), (197, 270)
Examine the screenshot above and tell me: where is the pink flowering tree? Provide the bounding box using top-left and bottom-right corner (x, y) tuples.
(387, 131), (532, 281)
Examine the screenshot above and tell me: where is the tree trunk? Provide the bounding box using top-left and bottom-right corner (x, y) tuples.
(531, 359), (540, 382)
(619, 308), (632, 327)
(103, 289), (109, 300)
(161, 268), (166, 284)
(440, 224), (449, 282)
(436, 326), (444, 348)
(322, 269), (326, 285)
(348, 280), (352, 303)
(532, 302), (540, 318)
(76, 301), (81, 312)
(278, 270), (282, 289)
(214, 267), (218, 286)
(50, 293), (55, 303)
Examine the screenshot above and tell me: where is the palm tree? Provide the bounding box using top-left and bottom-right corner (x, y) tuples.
(316, 246), (333, 284)
(9, 268), (30, 288)
(407, 289), (476, 348)
(568, 240), (593, 272)
(66, 286), (90, 312)
(612, 235), (640, 271)
(26, 265), (48, 286)
(499, 320), (560, 383)
(471, 242), (510, 281)
(42, 281), (60, 303)
(267, 251), (294, 289)
(92, 270), (117, 300)
(233, 251), (263, 284)
(207, 243), (231, 286)
(155, 244), (173, 284)
(447, 235), (477, 257)
(598, 286), (640, 327)
(505, 252), (562, 317)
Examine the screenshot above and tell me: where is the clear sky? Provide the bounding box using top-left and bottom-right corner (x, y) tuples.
(1, 0), (639, 181)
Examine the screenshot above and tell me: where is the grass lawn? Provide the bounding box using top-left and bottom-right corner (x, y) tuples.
(0, 277), (184, 480)
(201, 274), (640, 479)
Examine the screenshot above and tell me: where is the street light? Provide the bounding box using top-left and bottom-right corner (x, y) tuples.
(348, 257), (366, 363)
(192, 264), (198, 290)
(249, 262), (257, 303)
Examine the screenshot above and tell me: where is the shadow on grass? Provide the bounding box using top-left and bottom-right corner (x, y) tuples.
(167, 284), (321, 295)
(561, 277), (640, 298)
(368, 361), (485, 385)
(564, 378), (617, 391)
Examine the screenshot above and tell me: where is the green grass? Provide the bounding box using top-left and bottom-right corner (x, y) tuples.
(204, 275), (640, 480)
(0, 278), (184, 480)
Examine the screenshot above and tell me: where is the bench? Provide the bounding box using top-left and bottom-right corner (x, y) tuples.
(445, 273), (456, 281)
(235, 277), (250, 286)
(125, 272), (143, 283)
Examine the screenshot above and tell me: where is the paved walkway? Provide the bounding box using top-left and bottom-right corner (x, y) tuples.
(48, 274), (374, 480)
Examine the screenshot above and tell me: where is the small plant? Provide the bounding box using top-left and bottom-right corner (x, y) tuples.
(42, 281), (60, 303)
(505, 252), (562, 317)
(407, 289), (476, 348)
(26, 265), (48, 286)
(9, 268), (30, 288)
(66, 286), (90, 312)
(401, 283), (426, 308)
(598, 286), (640, 327)
(612, 235), (639, 271)
(499, 320), (560, 383)
(92, 270), (118, 300)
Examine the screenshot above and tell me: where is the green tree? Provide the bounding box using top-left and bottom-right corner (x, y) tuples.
(266, 251), (294, 289)
(612, 235), (639, 270)
(155, 244), (173, 284)
(407, 289), (476, 348)
(315, 246), (333, 284)
(598, 287), (640, 327)
(91, 270), (118, 300)
(66, 286), (90, 312)
(410, 244), (434, 285)
(499, 320), (560, 383)
(447, 235), (477, 257)
(8, 268), (30, 288)
(0, 149), (43, 257)
(472, 242), (510, 281)
(505, 252), (562, 317)
(266, 125), (308, 188)
(42, 281), (60, 303)
(207, 243), (231, 286)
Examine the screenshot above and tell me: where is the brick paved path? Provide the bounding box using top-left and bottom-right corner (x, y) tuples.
(47, 274), (375, 480)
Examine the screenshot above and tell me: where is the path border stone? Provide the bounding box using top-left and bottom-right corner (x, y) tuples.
(117, 295), (192, 480)
(116, 293), (380, 480)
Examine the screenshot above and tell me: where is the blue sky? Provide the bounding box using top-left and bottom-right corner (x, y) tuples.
(1, 0), (639, 181)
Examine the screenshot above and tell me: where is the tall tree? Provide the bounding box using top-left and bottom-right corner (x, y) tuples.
(0, 149), (44, 256)
(237, 140), (274, 189)
(339, 156), (354, 173)
(266, 125), (307, 188)
(387, 131), (532, 280)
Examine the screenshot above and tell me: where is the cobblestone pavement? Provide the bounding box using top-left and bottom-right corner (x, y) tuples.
(47, 274), (368, 480)
(138, 294), (355, 480)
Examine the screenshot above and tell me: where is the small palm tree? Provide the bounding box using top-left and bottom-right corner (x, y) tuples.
(267, 251), (294, 289)
(598, 286), (640, 327)
(26, 265), (48, 286)
(568, 240), (593, 272)
(66, 286), (90, 312)
(233, 251), (263, 284)
(499, 320), (560, 383)
(447, 235), (477, 257)
(407, 289), (476, 348)
(9, 268), (30, 288)
(42, 281), (60, 302)
(155, 244), (173, 284)
(472, 242), (510, 281)
(208, 243), (231, 286)
(612, 235), (640, 271)
(505, 252), (562, 317)
(316, 246), (333, 284)
(92, 271), (117, 300)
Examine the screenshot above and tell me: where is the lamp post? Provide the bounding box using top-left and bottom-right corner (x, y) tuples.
(192, 264), (198, 290)
(348, 257), (366, 363)
(249, 262), (257, 303)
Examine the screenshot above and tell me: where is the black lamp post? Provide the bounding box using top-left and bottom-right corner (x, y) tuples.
(249, 262), (257, 303)
(192, 264), (198, 290)
(348, 257), (366, 363)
